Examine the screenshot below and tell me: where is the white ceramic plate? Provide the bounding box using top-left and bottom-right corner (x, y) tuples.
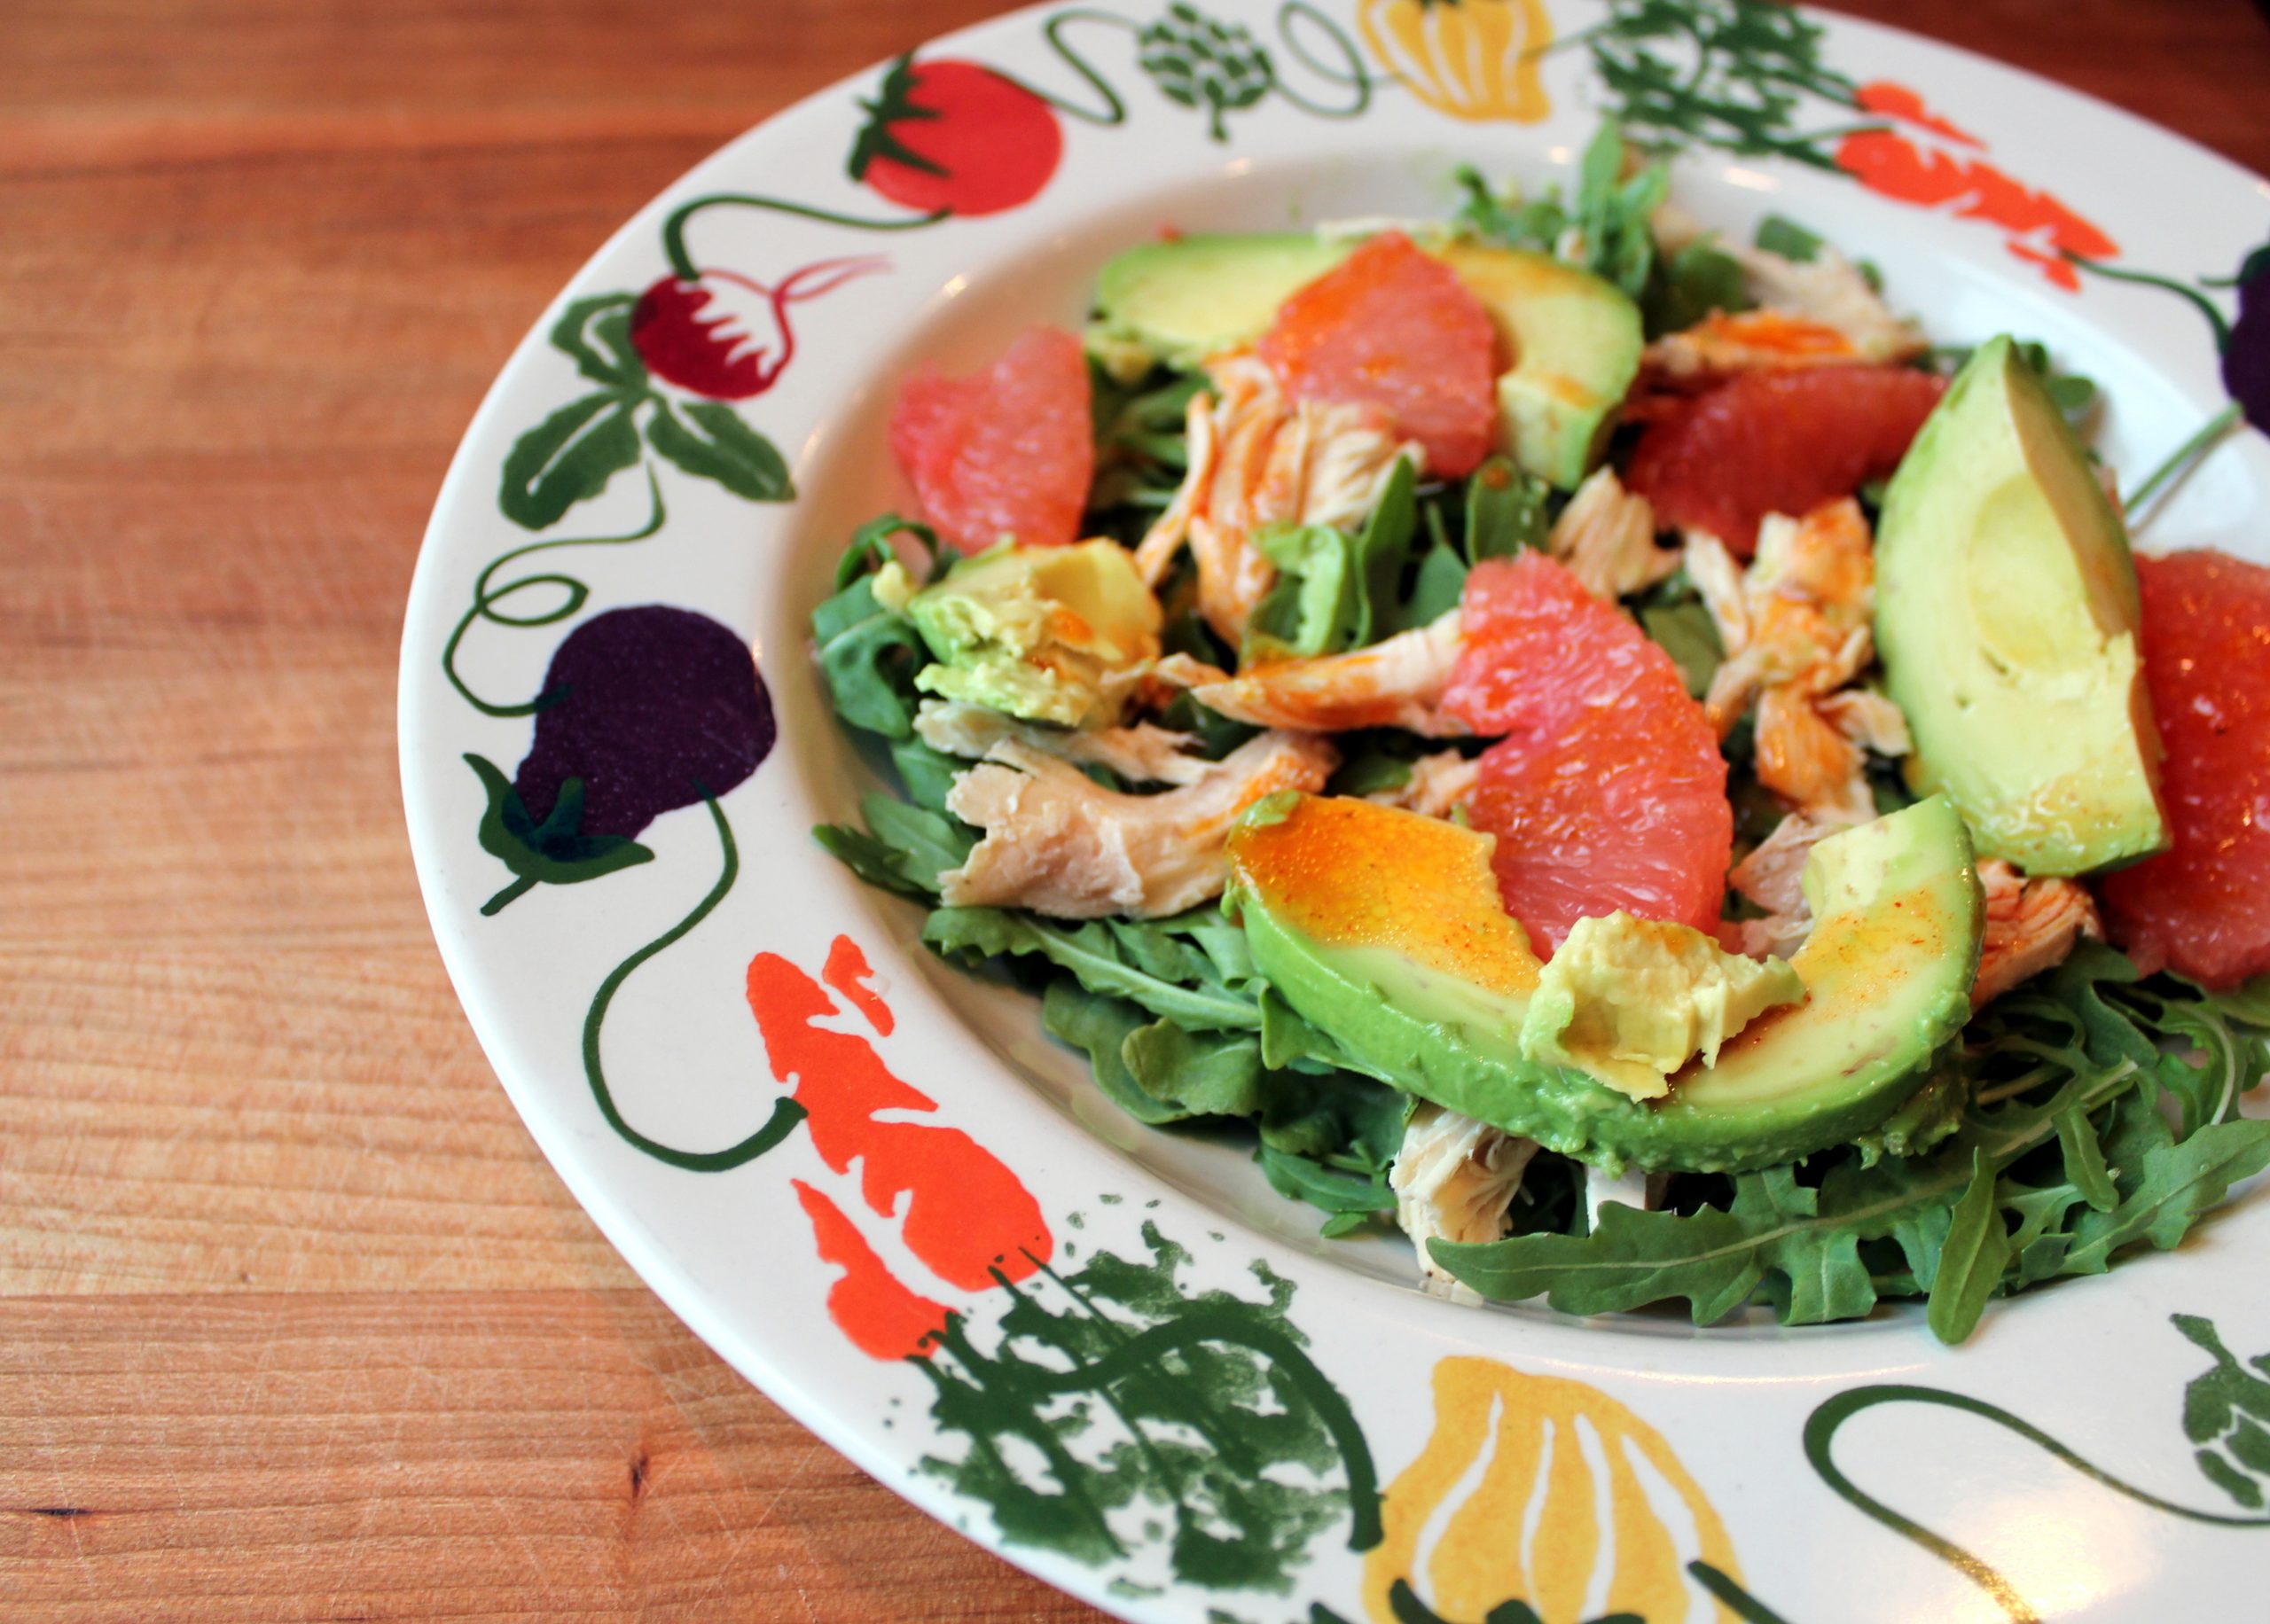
(400, 4), (2270, 1618)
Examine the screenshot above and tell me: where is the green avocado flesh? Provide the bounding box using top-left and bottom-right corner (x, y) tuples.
(1875, 334), (2167, 876)
(1084, 233), (1642, 488)
(1086, 234), (1351, 377)
(1225, 793), (1984, 1174)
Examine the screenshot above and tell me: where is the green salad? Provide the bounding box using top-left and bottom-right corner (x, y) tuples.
(810, 124), (2270, 1344)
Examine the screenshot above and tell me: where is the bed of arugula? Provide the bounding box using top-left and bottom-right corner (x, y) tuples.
(808, 129), (2270, 1345)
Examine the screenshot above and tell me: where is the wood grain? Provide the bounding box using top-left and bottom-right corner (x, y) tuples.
(1, 1), (2262, 1619)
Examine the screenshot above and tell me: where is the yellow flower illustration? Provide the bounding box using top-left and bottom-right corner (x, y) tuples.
(1358, 0), (1555, 124)
(1365, 1356), (1742, 1624)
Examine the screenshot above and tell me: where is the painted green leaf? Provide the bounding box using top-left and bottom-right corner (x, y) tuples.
(499, 390), (645, 529)
(646, 399), (794, 502)
(466, 752), (653, 911)
(549, 293), (646, 390)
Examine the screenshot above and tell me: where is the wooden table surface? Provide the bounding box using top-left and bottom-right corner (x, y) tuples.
(3, 2), (2264, 1618)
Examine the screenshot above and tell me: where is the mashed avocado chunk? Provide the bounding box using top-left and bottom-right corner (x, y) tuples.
(907, 540), (1162, 727)
(1520, 914), (1805, 1101)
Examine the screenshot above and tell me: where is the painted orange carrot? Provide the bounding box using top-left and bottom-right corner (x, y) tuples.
(794, 1180), (952, 1361)
(749, 936), (1053, 1357)
(1836, 81), (2116, 291)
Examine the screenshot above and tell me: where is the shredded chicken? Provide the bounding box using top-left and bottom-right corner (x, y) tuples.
(1157, 611), (1469, 737)
(1973, 858), (2103, 1008)
(1645, 207), (1923, 382)
(1689, 500), (1900, 819)
(914, 699), (1211, 786)
(1365, 749), (1480, 820)
(939, 730), (1336, 918)
(1134, 353), (1420, 643)
(1390, 1104), (1540, 1303)
(1548, 467), (1677, 600)
(1722, 809), (1868, 959)
(1584, 1165), (1669, 1236)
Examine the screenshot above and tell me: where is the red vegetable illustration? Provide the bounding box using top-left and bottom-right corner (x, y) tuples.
(847, 55), (1064, 217)
(748, 935), (1053, 1357)
(629, 256), (887, 401)
(1836, 81), (2117, 291)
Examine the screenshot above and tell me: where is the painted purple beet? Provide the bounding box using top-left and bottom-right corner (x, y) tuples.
(2225, 242), (2269, 433)
(466, 605), (774, 913)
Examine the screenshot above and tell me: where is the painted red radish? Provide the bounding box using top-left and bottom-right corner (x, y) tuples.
(630, 256), (887, 400)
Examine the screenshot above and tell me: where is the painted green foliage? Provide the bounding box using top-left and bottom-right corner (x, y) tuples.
(1130, 0), (1373, 143)
(498, 294), (793, 530)
(1805, 1315), (2270, 1624)
(917, 1221), (1381, 1593)
(1576, 0), (1859, 167)
(2176, 1314), (2270, 1510)
(1139, 3), (1275, 139)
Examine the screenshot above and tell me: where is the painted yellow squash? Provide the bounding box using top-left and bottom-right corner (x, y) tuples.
(1365, 1357), (1743, 1623)
(1358, 0), (1554, 123)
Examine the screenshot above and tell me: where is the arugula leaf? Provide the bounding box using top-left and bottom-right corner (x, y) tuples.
(1244, 525), (1360, 663)
(1453, 121), (1670, 300)
(1754, 213), (1825, 263)
(812, 792), (975, 901)
(1041, 980), (1187, 1125)
(1463, 456), (1551, 563)
(810, 517), (942, 739)
(1645, 238), (1751, 338)
(1258, 1144), (1397, 1218)
(1431, 945), (2270, 1342)
(1927, 1151), (2013, 1344)
(923, 907), (1262, 1033)
(1640, 600), (1724, 699)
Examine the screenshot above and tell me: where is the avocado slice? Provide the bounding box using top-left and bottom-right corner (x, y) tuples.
(1085, 234), (1352, 379)
(1084, 233), (1641, 488)
(1432, 242), (1642, 490)
(905, 540), (1162, 728)
(1225, 793), (1983, 1174)
(1875, 335), (2167, 875)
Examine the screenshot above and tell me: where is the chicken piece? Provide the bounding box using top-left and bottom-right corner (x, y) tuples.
(1691, 500), (1904, 818)
(1390, 1103), (1540, 1303)
(1722, 809), (1871, 960)
(1817, 688), (1913, 758)
(914, 699), (1210, 786)
(1365, 748), (1480, 820)
(1642, 215), (1923, 384)
(1134, 353), (1419, 643)
(1163, 611), (1469, 737)
(1973, 858), (2103, 1008)
(1549, 466), (1677, 600)
(940, 730), (1337, 918)
(1585, 1165), (1670, 1235)
(1755, 688), (1874, 822)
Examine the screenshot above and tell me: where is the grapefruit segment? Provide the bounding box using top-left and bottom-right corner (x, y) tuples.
(888, 325), (1092, 554)
(1256, 231), (1498, 479)
(2098, 550), (2270, 988)
(1624, 366), (1945, 555)
(1444, 552), (1734, 951)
